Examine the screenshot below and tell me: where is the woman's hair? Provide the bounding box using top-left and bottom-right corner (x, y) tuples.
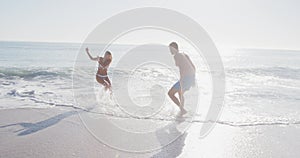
(105, 51), (112, 56)
(105, 51), (112, 60)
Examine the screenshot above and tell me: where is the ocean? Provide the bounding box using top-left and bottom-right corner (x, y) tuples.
(0, 41), (299, 127)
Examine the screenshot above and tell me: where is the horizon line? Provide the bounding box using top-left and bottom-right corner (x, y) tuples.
(1, 40), (300, 52)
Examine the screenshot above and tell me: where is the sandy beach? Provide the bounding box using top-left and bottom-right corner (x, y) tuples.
(1, 107), (299, 158)
(0, 41), (299, 158)
(1, 1), (300, 156)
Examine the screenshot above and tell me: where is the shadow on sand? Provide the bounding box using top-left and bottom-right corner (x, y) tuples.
(0, 110), (77, 136)
(151, 114), (188, 158)
(0, 109), (188, 157)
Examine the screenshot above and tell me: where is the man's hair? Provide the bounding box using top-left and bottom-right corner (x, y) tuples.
(169, 42), (178, 50)
(105, 51), (112, 56)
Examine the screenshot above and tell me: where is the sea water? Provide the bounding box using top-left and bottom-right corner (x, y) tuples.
(0, 41), (299, 126)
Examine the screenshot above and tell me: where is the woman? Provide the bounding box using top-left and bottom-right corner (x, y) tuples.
(85, 47), (112, 91)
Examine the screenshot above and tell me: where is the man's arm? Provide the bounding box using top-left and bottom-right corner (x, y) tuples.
(185, 54), (196, 71)
(174, 55), (179, 67)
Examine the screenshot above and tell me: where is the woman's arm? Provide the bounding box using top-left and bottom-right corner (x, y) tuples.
(86, 48), (99, 61)
(101, 59), (112, 69)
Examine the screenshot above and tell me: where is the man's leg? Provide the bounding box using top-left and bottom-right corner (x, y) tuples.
(168, 87), (181, 107)
(178, 89), (187, 113)
(178, 90), (184, 106)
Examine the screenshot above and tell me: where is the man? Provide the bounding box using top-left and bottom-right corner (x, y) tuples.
(168, 42), (196, 114)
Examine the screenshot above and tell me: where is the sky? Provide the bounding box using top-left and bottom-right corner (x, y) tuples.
(0, 0), (300, 50)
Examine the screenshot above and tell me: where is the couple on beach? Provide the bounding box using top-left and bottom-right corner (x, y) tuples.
(85, 42), (196, 113)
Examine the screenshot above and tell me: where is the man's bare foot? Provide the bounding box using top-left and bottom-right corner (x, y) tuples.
(180, 108), (187, 115)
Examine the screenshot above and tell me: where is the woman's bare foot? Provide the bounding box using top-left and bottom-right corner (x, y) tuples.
(104, 84), (111, 91)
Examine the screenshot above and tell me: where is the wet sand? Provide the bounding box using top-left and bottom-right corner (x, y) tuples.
(0, 108), (300, 158)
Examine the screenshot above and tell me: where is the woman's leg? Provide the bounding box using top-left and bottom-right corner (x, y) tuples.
(104, 77), (111, 86)
(96, 76), (108, 87)
(103, 77), (111, 91)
